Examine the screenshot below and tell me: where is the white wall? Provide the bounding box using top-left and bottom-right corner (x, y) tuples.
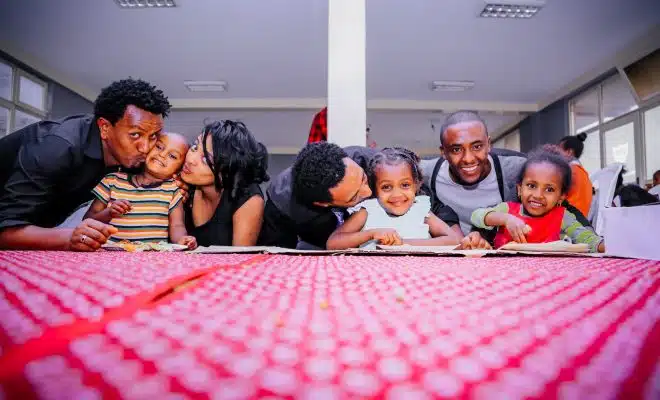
(165, 109), (522, 155)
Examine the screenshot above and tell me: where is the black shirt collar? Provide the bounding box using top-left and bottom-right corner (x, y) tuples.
(83, 116), (103, 160)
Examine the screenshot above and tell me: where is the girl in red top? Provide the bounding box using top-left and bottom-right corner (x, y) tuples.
(471, 150), (605, 252)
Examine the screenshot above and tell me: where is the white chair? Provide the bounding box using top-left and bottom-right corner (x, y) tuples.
(589, 163), (624, 235)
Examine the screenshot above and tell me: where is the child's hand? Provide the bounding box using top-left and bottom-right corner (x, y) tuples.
(371, 229), (403, 246)
(177, 235), (197, 250)
(505, 215), (531, 243)
(108, 200), (131, 218)
(458, 232), (492, 250)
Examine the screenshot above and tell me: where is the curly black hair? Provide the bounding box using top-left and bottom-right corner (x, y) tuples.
(518, 149), (572, 194)
(200, 120), (269, 200)
(368, 147), (423, 193)
(94, 78), (171, 124)
(292, 142), (348, 206)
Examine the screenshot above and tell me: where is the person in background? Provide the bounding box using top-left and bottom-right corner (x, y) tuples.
(327, 147), (471, 249)
(471, 150), (604, 253)
(649, 170), (660, 197)
(420, 111), (526, 243)
(307, 107), (327, 143)
(179, 121), (269, 247)
(557, 133), (594, 217)
(85, 133), (196, 249)
(0, 78), (171, 251)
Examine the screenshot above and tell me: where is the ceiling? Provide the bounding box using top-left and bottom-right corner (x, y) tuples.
(1, 0), (659, 106)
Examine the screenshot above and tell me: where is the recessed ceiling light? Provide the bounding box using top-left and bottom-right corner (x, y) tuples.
(115, 0), (176, 9)
(430, 80), (475, 92)
(479, 0), (544, 18)
(184, 81), (228, 92)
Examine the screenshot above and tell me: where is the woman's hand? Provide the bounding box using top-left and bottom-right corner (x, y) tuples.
(505, 215), (531, 243)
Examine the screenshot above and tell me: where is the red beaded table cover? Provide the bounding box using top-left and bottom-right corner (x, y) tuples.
(1, 253), (659, 399)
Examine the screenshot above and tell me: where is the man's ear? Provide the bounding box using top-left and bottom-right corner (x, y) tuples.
(312, 201), (330, 208)
(97, 117), (111, 140)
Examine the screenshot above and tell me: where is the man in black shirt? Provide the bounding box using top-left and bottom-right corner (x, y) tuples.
(258, 142), (460, 249)
(0, 78), (171, 251)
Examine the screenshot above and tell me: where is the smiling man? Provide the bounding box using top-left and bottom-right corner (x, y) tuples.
(421, 111), (526, 236)
(0, 78), (171, 250)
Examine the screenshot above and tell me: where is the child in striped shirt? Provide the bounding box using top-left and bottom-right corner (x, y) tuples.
(85, 133), (197, 249)
(471, 150), (605, 252)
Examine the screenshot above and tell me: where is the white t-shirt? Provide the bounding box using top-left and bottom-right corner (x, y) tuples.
(434, 156), (502, 234)
(349, 195), (432, 248)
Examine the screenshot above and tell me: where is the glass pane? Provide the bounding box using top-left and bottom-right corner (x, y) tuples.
(0, 62), (11, 100)
(580, 130), (602, 176)
(604, 122), (636, 183)
(0, 106), (9, 137)
(12, 110), (41, 132)
(505, 130), (520, 152)
(18, 75), (46, 111)
(601, 74), (638, 123)
(572, 88), (599, 134)
(644, 105), (660, 181)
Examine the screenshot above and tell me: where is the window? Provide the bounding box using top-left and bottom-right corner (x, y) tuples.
(644, 104), (660, 182)
(0, 61), (11, 101)
(493, 129), (520, 152)
(14, 110), (42, 132)
(571, 87), (599, 134)
(568, 71), (652, 182)
(0, 106), (8, 136)
(604, 122), (636, 183)
(580, 130), (601, 176)
(18, 73), (47, 112)
(601, 74), (638, 123)
(0, 58), (47, 137)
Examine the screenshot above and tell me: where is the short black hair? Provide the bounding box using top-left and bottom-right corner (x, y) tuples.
(368, 147), (423, 192)
(616, 184), (659, 206)
(439, 110), (488, 146)
(94, 78), (171, 125)
(518, 150), (572, 194)
(558, 132), (587, 159)
(653, 169), (660, 182)
(292, 142), (348, 205)
(201, 120), (269, 199)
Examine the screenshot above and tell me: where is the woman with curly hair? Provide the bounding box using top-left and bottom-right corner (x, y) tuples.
(179, 120), (269, 246)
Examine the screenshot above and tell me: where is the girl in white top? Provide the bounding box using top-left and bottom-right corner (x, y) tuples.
(327, 148), (465, 249)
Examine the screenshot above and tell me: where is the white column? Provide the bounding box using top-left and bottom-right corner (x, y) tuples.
(327, 0), (366, 147)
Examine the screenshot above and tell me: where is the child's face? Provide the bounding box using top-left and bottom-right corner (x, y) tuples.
(517, 162), (567, 217)
(145, 133), (189, 179)
(374, 163), (418, 216)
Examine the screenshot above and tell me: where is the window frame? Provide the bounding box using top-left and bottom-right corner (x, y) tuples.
(0, 58), (48, 137)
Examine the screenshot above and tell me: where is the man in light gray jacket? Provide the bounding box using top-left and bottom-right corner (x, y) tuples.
(421, 111), (526, 239)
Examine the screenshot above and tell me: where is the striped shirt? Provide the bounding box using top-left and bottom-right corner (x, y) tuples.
(91, 172), (183, 243)
(471, 201), (604, 252)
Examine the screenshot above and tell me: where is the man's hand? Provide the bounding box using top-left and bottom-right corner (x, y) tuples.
(177, 235), (198, 250)
(371, 228), (403, 246)
(69, 219), (118, 251)
(458, 232), (492, 250)
(505, 215), (531, 244)
(173, 173), (190, 203)
(108, 199), (131, 218)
